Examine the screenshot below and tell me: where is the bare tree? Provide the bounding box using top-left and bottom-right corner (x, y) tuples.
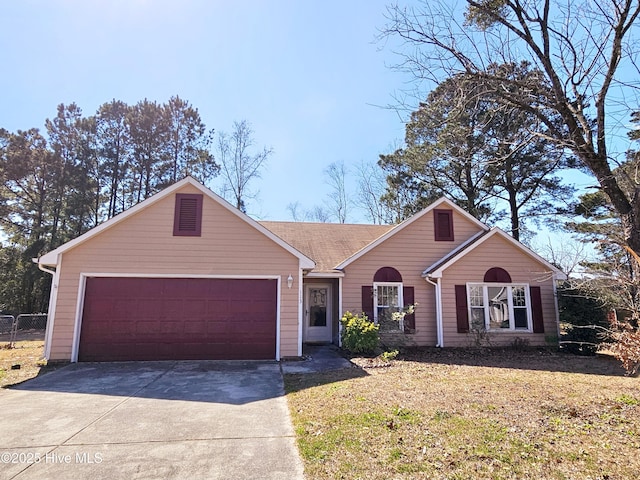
(286, 201), (307, 221)
(355, 159), (392, 224)
(381, 0), (640, 255)
(534, 234), (591, 278)
(562, 246), (640, 374)
(309, 205), (331, 223)
(324, 161), (350, 223)
(286, 201), (331, 223)
(217, 120), (272, 213)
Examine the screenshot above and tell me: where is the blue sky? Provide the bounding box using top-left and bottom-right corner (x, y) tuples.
(0, 0), (413, 221)
(0, 0), (617, 248)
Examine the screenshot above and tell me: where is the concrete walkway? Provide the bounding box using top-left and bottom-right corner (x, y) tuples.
(0, 361), (304, 480)
(281, 344), (354, 374)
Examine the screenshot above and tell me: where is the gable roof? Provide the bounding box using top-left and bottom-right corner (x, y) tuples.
(37, 177), (315, 269)
(260, 221), (393, 273)
(423, 227), (567, 280)
(335, 197), (489, 269)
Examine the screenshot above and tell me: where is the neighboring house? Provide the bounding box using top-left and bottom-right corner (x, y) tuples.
(37, 177), (566, 362)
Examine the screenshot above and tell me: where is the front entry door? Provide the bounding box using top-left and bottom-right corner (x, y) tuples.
(304, 284), (332, 343)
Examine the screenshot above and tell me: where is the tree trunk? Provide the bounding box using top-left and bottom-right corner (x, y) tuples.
(509, 192), (519, 241)
(584, 149), (639, 255)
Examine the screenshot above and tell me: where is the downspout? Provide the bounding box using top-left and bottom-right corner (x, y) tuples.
(424, 276), (444, 348)
(338, 276), (343, 348)
(298, 267), (304, 357)
(33, 257), (58, 360)
(552, 273), (562, 346)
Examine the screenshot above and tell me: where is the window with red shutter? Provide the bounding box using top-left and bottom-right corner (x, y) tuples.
(363, 268), (415, 333)
(434, 209), (454, 241)
(173, 193), (203, 236)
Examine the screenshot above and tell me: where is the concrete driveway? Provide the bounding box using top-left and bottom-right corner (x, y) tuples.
(0, 361), (304, 480)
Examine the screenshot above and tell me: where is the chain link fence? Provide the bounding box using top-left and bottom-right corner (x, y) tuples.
(0, 315), (15, 335)
(0, 315), (16, 348)
(0, 314), (48, 348)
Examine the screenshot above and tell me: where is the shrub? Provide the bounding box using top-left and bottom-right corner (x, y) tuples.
(340, 311), (379, 354)
(380, 349), (399, 362)
(558, 282), (609, 355)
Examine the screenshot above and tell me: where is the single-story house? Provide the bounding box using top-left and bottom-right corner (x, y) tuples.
(37, 176), (566, 362)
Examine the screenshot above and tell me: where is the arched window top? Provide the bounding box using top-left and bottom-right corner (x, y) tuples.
(483, 267), (512, 283)
(374, 267), (402, 283)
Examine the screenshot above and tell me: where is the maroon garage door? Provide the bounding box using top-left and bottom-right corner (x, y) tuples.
(78, 277), (277, 361)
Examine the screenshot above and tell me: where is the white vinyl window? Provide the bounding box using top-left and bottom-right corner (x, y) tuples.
(374, 282), (403, 331)
(467, 283), (531, 331)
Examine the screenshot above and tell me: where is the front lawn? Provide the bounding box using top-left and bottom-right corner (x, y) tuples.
(0, 337), (62, 387)
(285, 349), (639, 480)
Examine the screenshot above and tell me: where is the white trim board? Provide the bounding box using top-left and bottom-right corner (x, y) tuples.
(423, 227), (566, 280)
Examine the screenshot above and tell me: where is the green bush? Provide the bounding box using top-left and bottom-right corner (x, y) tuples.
(558, 282), (609, 355)
(380, 349), (399, 362)
(340, 311), (379, 354)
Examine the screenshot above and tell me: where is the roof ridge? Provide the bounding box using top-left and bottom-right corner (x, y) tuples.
(259, 220), (393, 227)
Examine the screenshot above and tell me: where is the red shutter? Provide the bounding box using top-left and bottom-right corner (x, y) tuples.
(173, 194), (203, 236)
(361, 286), (374, 321)
(455, 285), (469, 333)
(403, 286), (415, 333)
(434, 209), (454, 241)
(530, 286), (545, 333)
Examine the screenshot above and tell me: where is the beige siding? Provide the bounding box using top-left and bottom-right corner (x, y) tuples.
(48, 184), (301, 360)
(342, 208), (484, 347)
(441, 234), (558, 347)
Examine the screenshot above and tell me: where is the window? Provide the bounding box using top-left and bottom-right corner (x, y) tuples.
(173, 193), (203, 236)
(374, 282), (403, 331)
(363, 268), (415, 334)
(467, 283), (531, 331)
(434, 209), (454, 241)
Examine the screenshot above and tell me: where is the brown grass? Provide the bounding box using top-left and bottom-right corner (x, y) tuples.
(285, 349), (640, 480)
(0, 334), (60, 387)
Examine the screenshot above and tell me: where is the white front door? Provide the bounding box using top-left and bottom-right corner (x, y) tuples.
(304, 284), (332, 343)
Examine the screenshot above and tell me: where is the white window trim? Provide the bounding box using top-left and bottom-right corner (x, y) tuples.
(373, 282), (404, 331)
(466, 283), (532, 332)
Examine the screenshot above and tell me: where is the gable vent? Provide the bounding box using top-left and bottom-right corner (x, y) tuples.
(173, 193), (203, 236)
(434, 209), (454, 241)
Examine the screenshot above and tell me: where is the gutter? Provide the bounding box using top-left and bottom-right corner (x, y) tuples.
(34, 258), (56, 276)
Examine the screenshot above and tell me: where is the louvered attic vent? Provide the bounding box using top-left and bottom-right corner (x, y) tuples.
(434, 208), (454, 241)
(173, 193), (203, 236)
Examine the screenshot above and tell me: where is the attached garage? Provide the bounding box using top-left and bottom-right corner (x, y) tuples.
(37, 178), (315, 362)
(78, 277), (278, 362)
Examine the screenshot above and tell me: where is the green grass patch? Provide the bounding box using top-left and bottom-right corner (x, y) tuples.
(616, 393), (639, 406)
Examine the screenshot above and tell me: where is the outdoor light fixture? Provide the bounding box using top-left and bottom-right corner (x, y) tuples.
(287, 274), (294, 289)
